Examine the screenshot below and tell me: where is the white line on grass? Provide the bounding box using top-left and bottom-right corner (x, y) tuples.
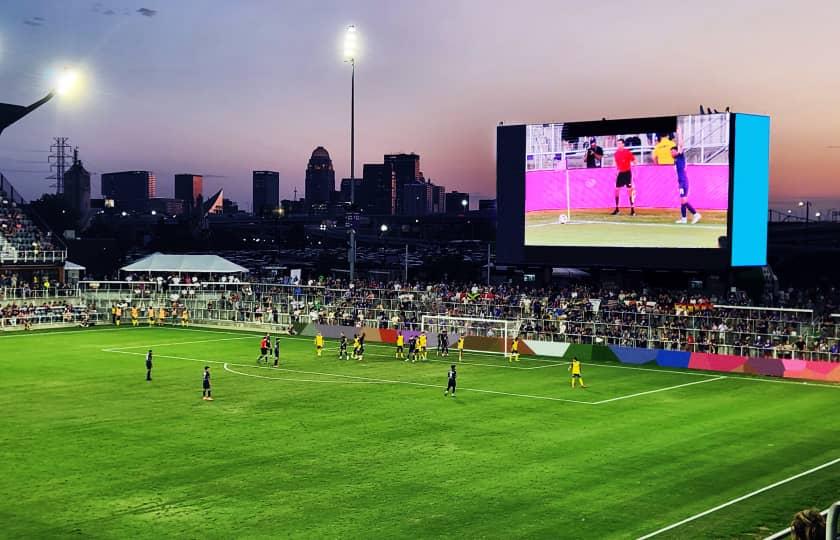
(636, 456), (840, 539)
(104, 349), (598, 405)
(103, 335), (254, 351)
(591, 377), (726, 404)
(223, 363), (389, 384)
(526, 220), (722, 230)
(0, 326), (155, 339)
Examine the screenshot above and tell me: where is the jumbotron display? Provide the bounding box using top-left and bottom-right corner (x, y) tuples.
(496, 112), (770, 269)
(525, 113), (729, 248)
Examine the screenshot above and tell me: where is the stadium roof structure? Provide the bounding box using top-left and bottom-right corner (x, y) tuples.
(64, 261), (86, 271)
(120, 253), (248, 274)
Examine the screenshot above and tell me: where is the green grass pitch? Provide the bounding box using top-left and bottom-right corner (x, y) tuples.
(1, 326), (838, 539)
(525, 209), (727, 248)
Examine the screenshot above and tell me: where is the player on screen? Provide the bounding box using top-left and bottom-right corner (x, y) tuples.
(671, 131), (701, 224)
(584, 138), (604, 168)
(611, 139), (636, 216)
(652, 133), (676, 165)
(569, 357), (586, 388)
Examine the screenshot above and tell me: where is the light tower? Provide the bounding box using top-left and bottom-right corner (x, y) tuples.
(343, 24), (359, 282)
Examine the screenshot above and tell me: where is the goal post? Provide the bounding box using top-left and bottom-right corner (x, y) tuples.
(420, 315), (522, 357)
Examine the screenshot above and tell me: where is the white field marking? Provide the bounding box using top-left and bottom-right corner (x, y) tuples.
(0, 326), (154, 339)
(591, 377), (726, 404)
(320, 347), (546, 371)
(528, 361), (571, 370)
(526, 220), (722, 230)
(104, 349), (597, 405)
(106, 326), (840, 390)
(636, 456), (840, 539)
(223, 363), (389, 384)
(102, 335), (254, 352)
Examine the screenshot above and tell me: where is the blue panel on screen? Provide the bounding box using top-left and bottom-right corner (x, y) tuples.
(731, 114), (770, 266)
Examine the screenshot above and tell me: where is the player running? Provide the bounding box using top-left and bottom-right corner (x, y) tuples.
(509, 335), (521, 363)
(569, 357), (587, 388)
(457, 336), (465, 362)
(339, 333), (349, 360)
(671, 130), (701, 224)
(444, 364), (457, 398)
(396, 332), (405, 359)
(611, 138), (637, 216)
(314, 332), (324, 357)
(202, 366), (213, 400)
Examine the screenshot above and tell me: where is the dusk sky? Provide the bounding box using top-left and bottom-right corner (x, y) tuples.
(2, 0), (839, 212)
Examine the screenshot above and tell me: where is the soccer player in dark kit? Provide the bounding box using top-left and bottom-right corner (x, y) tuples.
(202, 366), (213, 401)
(444, 364), (457, 397)
(145, 349), (153, 381)
(671, 130), (702, 224)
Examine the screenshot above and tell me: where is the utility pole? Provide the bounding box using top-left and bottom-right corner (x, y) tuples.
(404, 244), (408, 283)
(47, 136), (71, 194)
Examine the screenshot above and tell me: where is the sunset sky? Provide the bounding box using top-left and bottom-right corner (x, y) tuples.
(2, 0), (839, 213)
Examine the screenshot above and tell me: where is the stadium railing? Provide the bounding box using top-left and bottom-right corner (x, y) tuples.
(0, 305), (104, 331)
(764, 501), (839, 540)
(76, 281), (840, 362)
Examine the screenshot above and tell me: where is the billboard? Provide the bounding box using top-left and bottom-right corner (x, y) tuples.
(496, 113), (769, 269)
(525, 114), (729, 249)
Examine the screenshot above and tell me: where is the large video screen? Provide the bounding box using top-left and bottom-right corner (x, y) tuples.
(524, 114), (730, 249)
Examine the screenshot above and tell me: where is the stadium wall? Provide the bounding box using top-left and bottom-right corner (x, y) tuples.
(297, 323), (840, 383)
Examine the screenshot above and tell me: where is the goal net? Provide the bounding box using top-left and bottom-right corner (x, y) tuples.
(420, 315), (522, 357)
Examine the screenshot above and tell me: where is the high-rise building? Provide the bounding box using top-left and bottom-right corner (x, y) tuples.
(252, 170), (280, 216)
(340, 177), (362, 203)
(361, 163), (396, 215)
(479, 199), (497, 212)
(384, 153), (420, 213)
(431, 184), (446, 214)
(305, 147), (335, 210)
(445, 191), (470, 215)
(174, 174), (203, 210)
(101, 171), (156, 201)
(63, 148), (91, 222)
(403, 182), (432, 217)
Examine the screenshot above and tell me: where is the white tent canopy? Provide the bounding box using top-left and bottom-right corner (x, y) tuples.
(64, 261), (86, 271)
(121, 253), (249, 274)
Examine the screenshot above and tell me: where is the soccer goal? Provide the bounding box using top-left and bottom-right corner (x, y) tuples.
(420, 315), (522, 357)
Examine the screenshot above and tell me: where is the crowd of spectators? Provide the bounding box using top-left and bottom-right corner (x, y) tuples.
(0, 272), (75, 300)
(0, 300), (96, 329)
(0, 197), (57, 255)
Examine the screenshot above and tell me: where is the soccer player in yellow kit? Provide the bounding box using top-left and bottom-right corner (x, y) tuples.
(569, 357), (586, 388)
(396, 332), (404, 359)
(158, 307), (166, 326)
(314, 332), (324, 357)
(115, 305), (122, 326)
(130, 306), (139, 327)
(181, 309), (190, 327)
(509, 336), (520, 363)
(457, 336), (465, 362)
(352, 335), (361, 360)
(147, 306), (155, 326)
(418, 332), (428, 360)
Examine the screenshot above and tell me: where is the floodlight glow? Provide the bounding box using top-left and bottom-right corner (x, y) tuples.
(343, 25), (358, 61)
(55, 67), (80, 96)
(461, 199), (468, 207)
(380, 224), (388, 232)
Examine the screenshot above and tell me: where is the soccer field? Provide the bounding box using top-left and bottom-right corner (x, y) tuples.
(1, 326), (838, 539)
(525, 209), (727, 248)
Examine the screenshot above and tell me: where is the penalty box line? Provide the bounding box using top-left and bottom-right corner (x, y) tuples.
(102, 345), (730, 406)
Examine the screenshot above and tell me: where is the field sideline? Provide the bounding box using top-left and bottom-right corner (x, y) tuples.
(1, 326), (838, 539)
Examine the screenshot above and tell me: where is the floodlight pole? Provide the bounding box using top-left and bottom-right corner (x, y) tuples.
(349, 57), (356, 283)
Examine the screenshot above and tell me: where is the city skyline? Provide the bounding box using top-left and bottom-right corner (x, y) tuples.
(2, 1), (840, 211)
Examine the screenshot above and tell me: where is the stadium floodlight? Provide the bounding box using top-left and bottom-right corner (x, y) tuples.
(151, 210), (157, 216)
(380, 224), (388, 233)
(461, 199), (468, 208)
(343, 25), (358, 63)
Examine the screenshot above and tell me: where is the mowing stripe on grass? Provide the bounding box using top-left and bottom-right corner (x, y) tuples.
(223, 363), (390, 384)
(103, 336), (254, 350)
(636, 456), (840, 539)
(591, 377), (726, 404)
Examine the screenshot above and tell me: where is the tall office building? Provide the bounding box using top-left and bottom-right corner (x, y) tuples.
(384, 153), (420, 214)
(304, 147), (335, 209)
(431, 184), (446, 214)
(252, 170), (280, 216)
(340, 177), (362, 203)
(403, 182), (433, 217)
(361, 163), (396, 215)
(62, 148), (91, 221)
(101, 171), (156, 201)
(174, 174), (203, 209)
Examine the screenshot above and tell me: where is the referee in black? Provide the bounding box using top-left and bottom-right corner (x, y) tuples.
(145, 349), (153, 381)
(444, 364), (457, 398)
